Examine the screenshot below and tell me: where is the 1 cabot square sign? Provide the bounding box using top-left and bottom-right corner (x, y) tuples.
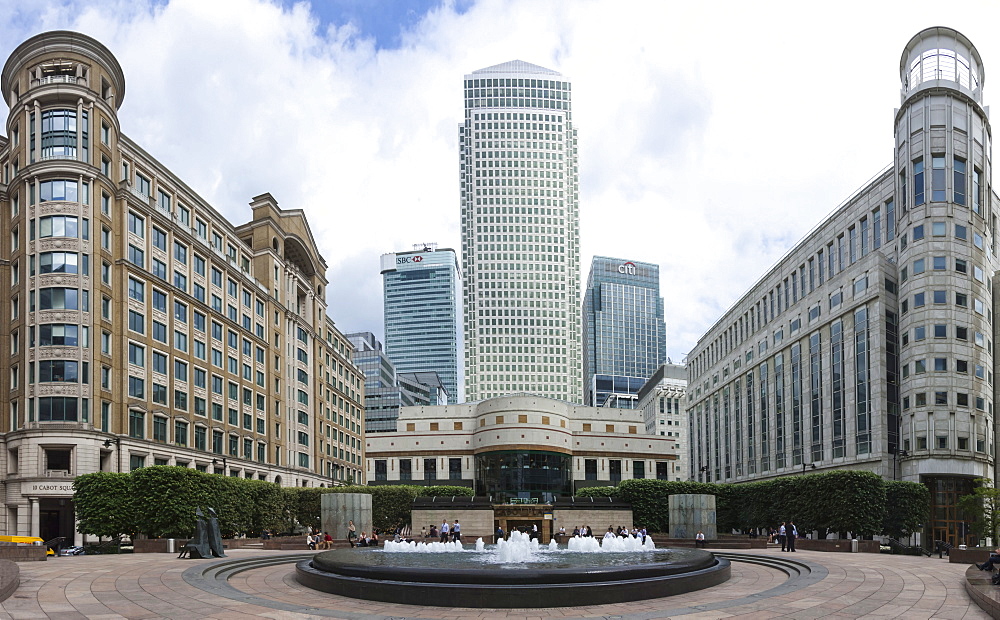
(27, 482), (74, 495)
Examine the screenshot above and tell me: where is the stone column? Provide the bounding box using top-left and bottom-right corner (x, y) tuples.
(668, 493), (716, 540)
(29, 498), (39, 538)
(321, 493), (372, 540)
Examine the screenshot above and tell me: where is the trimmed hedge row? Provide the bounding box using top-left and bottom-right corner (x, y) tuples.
(73, 467), (473, 539)
(577, 471), (928, 537)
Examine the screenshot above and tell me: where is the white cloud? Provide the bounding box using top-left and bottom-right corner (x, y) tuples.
(3, 0), (999, 363)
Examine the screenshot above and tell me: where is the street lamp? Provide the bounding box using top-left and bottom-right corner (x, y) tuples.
(102, 436), (122, 472)
(802, 462), (816, 474)
(889, 446), (909, 481)
(212, 457), (227, 475)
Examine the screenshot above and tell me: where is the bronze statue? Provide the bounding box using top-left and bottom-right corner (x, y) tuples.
(178, 507), (212, 559)
(206, 507), (226, 557)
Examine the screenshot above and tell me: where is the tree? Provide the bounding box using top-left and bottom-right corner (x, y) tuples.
(882, 481), (929, 539)
(958, 478), (1000, 541)
(73, 473), (137, 539)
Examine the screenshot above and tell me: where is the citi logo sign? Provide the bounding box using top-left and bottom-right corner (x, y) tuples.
(618, 262), (636, 275)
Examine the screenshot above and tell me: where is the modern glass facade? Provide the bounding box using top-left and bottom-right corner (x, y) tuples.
(474, 450), (572, 501)
(459, 60), (582, 403)
(347, 331), (443, 433)
(583, 257), (666, 407)
(381, 245), (462, 403)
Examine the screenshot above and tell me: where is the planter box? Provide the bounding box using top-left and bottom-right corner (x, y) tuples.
(950, 548), (993, 564)
(793, 538), (879, 553)
(0, 546), (47, 562)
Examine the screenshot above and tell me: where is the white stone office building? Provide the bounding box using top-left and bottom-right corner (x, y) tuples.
(365, 394), (678, 500)
(459, 61), (582, 404)
(688, 27), (995, 548)
(637, 363), (688, 481)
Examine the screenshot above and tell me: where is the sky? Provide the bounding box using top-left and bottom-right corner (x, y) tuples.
(3, 0), (999, 362)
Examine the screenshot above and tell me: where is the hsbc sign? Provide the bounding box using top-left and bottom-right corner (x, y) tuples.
(397, 255), (426, 265)
(618, 261), (636, 275)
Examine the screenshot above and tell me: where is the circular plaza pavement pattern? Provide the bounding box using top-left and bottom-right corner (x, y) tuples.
(0, 547), (987, 619)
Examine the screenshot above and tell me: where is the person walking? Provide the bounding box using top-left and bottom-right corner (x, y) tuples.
(347, 520), (357, 547)
(787, 521), (797, 552)
(452, 519), (462, 543)
(778, 522), (787, 552)
(440, 519), (450, 543)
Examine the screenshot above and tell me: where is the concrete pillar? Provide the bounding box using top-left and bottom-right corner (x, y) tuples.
(321, 493), (372, 540)
(668, 493), (717, 540)
(29, 498), (39, 538)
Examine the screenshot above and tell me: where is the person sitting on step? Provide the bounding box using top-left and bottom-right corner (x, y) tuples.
(976, 548), (1000, 571)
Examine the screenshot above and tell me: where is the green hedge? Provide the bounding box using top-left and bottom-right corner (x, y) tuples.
(584, 471), (915, 536)
(74, 468), (474, 539)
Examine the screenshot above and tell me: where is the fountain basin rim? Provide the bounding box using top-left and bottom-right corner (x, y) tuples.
(296, 555), (732, 608)
(311, 547), (717, 585)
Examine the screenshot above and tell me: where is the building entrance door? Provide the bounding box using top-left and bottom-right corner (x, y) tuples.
(38, 498), (74, 550)
(493, 505), (551, 543)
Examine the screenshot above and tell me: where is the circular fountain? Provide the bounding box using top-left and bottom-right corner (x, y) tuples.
(295, 532), (730, 608)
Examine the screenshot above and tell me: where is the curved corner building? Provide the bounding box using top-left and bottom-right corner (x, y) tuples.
(687, 27), (994, 548)
(0, 31), (366, 543)
(459, 61), (582, 404)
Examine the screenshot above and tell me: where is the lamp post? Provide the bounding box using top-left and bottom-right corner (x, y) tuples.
(102, 436), (122, 472)
(212, 457), (227, 475)
(889, 447), (909, 481)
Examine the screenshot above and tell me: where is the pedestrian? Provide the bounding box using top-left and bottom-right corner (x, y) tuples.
(778, 521), (787, 552)
(787, 521), (797, 552)
(440, 519), (450, 543)
(976, 549), (1000, 571)
(495, 524), (504, 541)
(420, 525), (427, 540)
(695, 530), (706, 548)
(452, 519), (462, 543)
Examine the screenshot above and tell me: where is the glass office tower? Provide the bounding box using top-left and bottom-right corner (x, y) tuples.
(347, 331), (445, 433)
(459, 60), (581, 403)
(583, 257), (666, 407)
(380, 244), (462, 403)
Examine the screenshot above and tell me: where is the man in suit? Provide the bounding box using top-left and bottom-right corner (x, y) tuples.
(787, 521), (797, 552)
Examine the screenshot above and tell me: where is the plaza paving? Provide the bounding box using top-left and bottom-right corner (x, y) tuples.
(0, 546), (987, 619)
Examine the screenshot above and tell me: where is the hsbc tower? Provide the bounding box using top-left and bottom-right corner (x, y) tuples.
(380, 244), (463, 403)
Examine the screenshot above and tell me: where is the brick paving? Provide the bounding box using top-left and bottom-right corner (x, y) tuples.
(0, 547), (987, 619)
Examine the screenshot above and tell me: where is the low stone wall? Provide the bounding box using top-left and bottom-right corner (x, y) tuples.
(0, 546), (47, 561)
(950, 548), (993, 564)
(792, 538), (879, 553)
(650, 536), (763, 549)
(0, 560), (18, 602)
(411, 508), (493, 542)
(552, 508), (632, 534)
(134, 538), (263, 553)
(964, 565), (1000, 618)
(261, 537), (351, 551)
